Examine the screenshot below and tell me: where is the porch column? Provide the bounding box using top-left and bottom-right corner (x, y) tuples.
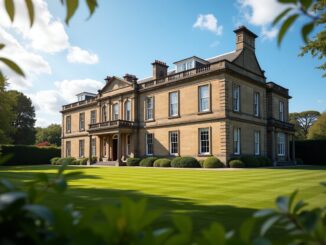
(287, 133), (291, 161)
(88, 135), (92, 165)
(117, 132), (122, 165)
(292, 135), (296, 165)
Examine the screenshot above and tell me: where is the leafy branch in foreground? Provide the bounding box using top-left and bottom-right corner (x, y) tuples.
(0, 0), (98, 77)
(0, 164), (325, 244)
(273, 0), (326, 76)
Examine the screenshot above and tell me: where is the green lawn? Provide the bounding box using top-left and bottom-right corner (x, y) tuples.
(0, 165), (326, 240)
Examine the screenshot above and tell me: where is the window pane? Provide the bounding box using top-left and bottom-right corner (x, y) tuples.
(170, 92), (178, 116)
(146, 134), (153, 155)
(146, 97), (153, 120)
(199, 128), (209, 154)
(199, 86), (209, 112)
(170, 131), (178, 154)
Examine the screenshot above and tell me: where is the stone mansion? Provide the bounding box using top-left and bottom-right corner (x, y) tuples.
(60, 26), (295, 165)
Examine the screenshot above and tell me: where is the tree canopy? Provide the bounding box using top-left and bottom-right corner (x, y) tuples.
(36, 124), (62, 146)
(308, 112), (326, 139)
(289, 110), (321, 139)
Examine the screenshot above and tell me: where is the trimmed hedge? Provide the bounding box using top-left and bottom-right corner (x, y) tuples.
(126, 158), (141, 166)
(171, 156), (200, 168)
(0, 145), (61, 165)
(229, 159), (245, 168)
(228, 155), (272, 168)
(154, 158), (171, 167)
(203, 157), (224, 168)
(139, 157), (158, 167)
(293, 140), (326, 165)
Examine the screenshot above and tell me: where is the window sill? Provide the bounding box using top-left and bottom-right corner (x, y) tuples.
(168, 115), (180, 119)
(197, 110), (212, 115)
(198, 153), (212, 157)
(145, 119), (155, 123)
(233, 110), (240, 113)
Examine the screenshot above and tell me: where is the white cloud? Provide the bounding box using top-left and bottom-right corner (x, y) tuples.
(193, 14), (223, 35)
(237, 0), (288, 39)
(0, 27), (51, 90)
(67, 46), (99, 64)
(30, 79), (104, 126)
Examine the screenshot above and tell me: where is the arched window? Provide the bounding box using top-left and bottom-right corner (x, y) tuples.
(102, 105), (107, 122)
(125, 100), (131, 121)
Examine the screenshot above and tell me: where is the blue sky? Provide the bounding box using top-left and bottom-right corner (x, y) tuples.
(0, 0), (324, 126)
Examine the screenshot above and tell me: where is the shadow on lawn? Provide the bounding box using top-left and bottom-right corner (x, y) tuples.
(273, 165), (326, 171)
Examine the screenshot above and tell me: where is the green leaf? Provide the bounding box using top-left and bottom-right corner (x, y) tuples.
(293, 200), (308, 214)
(240, 218), (256, 242)
(202, 222), (225, 245)
(252, 237), (272, 245)
(58, 162), (68, 175)
(0, 44), (5, 50)
(273, 7), (292, 26)
(0, 191), (27, 207)
(278, 0), (297, 3)
(85, 0), (97, 16)
(276, 196), (290, 212)
(23, 204), (54, 224)
(261, 216), (280, 236)
(254, 209), (275, 218)
(35, 173), (49, 183)
(5, 0), (15, 22)
(172, 215), (192, 234)
(25, 0), (35, 27)
(301, 22), (314, 43)
(65, 0), (79, 25)
(299, 0), (313, 10)
(53, 177), (67, 193)
(0, 57), (25, 77)
(278, 14), (299, 46)
(288, 190), (298, 212)
(0, 179), (15, 191)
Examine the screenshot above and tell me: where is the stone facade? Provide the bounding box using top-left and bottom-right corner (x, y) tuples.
(60, 26), (294, 165)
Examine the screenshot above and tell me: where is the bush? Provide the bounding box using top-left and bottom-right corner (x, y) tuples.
(171, 156), (200, 168)
(203, 156), (224, 168)
(63, 157), (76, 165)
(79, 158), (88, 165)
(154, 158), (171, 167)
(91, 156), (97, 164)
(256, 156), (273, 166)
(50, 157), (60, 165)
(229, 159), (245, 168)
(0, 145), (61, 165)
(240, 156), (260, 167)
(126, 158), (141, 166)
(139, 157), (158, 167)
(198, 160), (204, 168)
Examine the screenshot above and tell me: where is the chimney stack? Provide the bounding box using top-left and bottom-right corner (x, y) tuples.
(123, 73), (138, 83)
(152, 60), (168, 79)
(234, 26), (257, 52)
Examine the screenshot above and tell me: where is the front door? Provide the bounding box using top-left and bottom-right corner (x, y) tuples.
(112, 138), (118, 161)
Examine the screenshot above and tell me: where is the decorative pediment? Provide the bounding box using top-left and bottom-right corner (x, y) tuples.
(232, 49), (265, 78)
(100, 76), (133, 93)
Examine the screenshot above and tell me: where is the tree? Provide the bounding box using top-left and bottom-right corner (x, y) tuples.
(289, 110), (321, 139)
(308, 112), (326, 139)
(36, 124), (62, 146)
(7, 91), (36, 145)
(0, 74), (15, 144)
(273, 0), (326, 76)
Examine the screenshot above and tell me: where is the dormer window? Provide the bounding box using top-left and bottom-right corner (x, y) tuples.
(174, 56), (208, 73)
(76, 92), (96, 102)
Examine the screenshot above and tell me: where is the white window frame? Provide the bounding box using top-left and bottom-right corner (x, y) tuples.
(199, 85), (210, 112)
(126, 135), (131, 156)
(146, 97), (154, 120)
(79, 140), (85, 158)
(125, 100), (131, 121)
(146, 133), (154, 156)
(279, 101), (284, 121)
(233, 85), (240, 112)
(169, 91), (179, 117)
(113, 103), (119, 120)
(254, 92), (260, 117)
(199, 128), (210, 155)
(66, 141), (71, 157)
(91, 138), (96, 157)
(66, 116), (71, 133)
(102, 105), (107, 122)
(169, 131), (179, 155)
(277, 132), (285, 156)
(90, 110), (96, 124)
(79, 112), (85, 131)
(233, 128), (241, 155)
(254, 131), (260, 156)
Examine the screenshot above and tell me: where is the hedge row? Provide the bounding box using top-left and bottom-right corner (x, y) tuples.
(126, 155), (273, 169)
(292, 140), (326, 165)
(0, 145), (60, 165)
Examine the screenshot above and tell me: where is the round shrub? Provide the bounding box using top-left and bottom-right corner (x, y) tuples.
(203, 156), (224, 168)
(91, 156), (97, 164)
(62, 157), (76, 165)
(171, 156), (200, 168)
(240, 156), (260, 167)
(50, 157), (60, 165)
(229, 159), (245, 168)
(198, 160), (204, 168)
(154, 158), (171, 167)
(171, 157), (182, 167)
(79, 158), (88, 165)
(126, 158), (141, 166)
(139, 157), (158, 167)
(256, 156), (273, 166)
